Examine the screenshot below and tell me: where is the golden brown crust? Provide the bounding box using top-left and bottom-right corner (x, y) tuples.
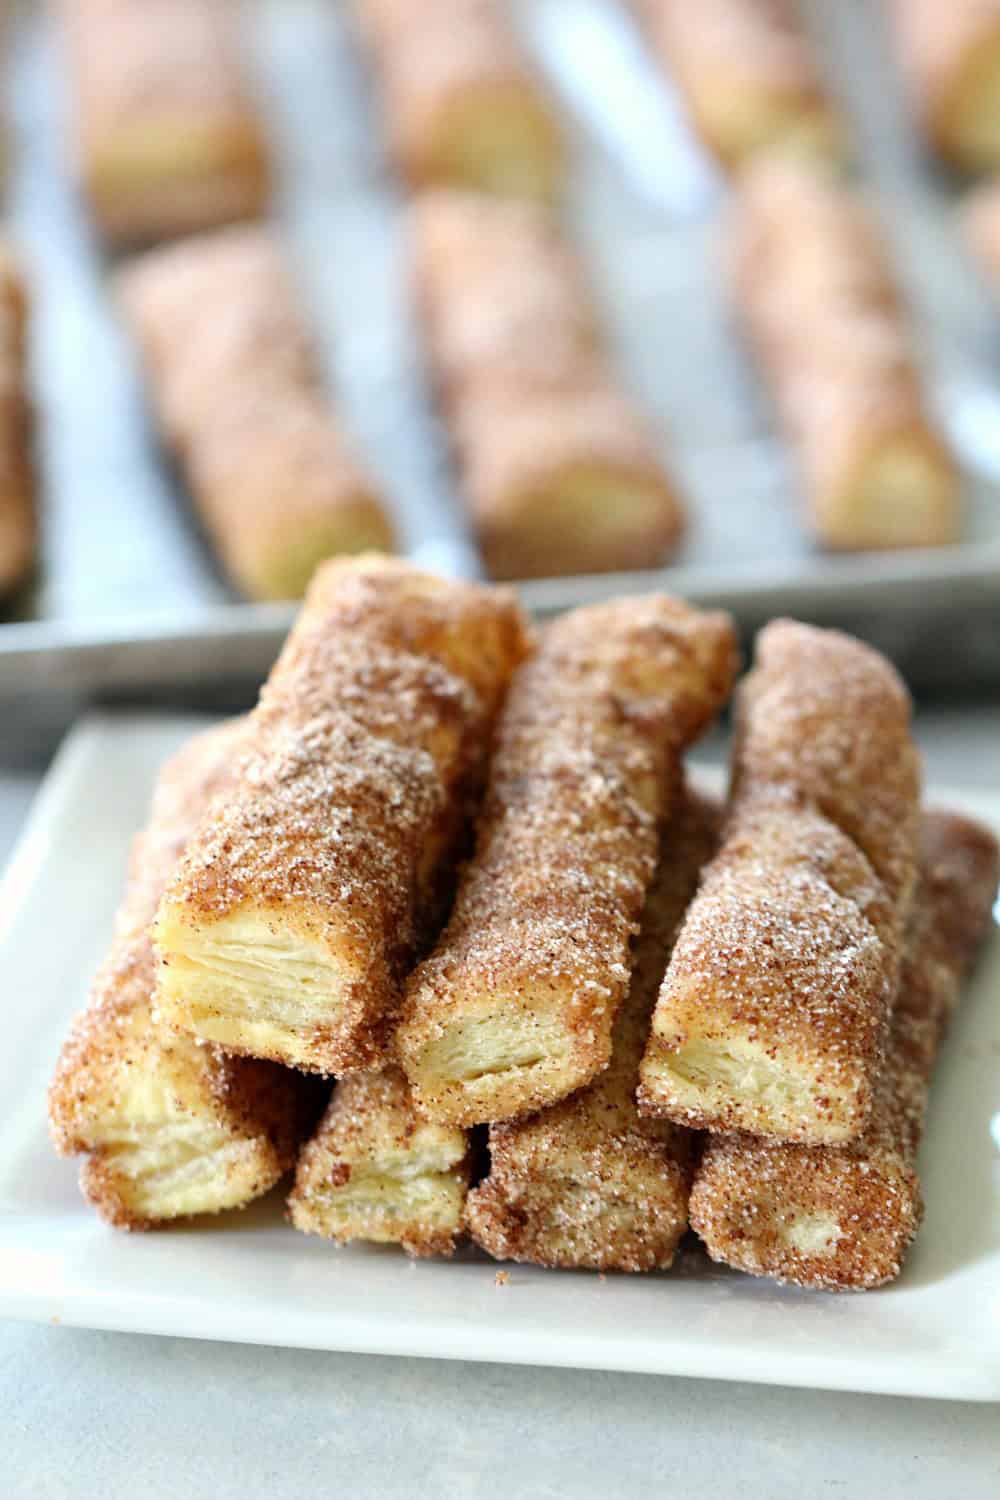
(730, 157), (960, 550)
(154, 556), (532, 1075)
(0, 246), (35, 596)
(466, 789), (719, 1272)
(410, 191), (685, 579)
(639, 620), (921, 1145)
(48, 720), (312, 1231)
(689, 809), (1000, 1289)
(396, 597), (738, 1127)
(357, 0), (564, 199)
(635, 0), (845, 169)
(889, 0), (1000, 170)
(118, 226), (394, 599)
(58, 0), (270, 244)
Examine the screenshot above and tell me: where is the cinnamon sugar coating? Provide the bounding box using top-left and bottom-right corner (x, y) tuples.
(634, 0), (845, 169)
(0, 247), (34, 596)
(118, 226), (393, 600)
(410, 191), (685, 579)
(466, 788), (719, 1272)
(356, 0), (564, 200)
(730, 157), (960, 550)
(154, 556), (531, 1076)
(689, 810), (999, 1289)
(396, 596), (738, 1128)
(57, 0), (270, 244)
(640, 620), (921, 1145)
(48, 720), (313, 1230)
(888, 0), (1000, 171)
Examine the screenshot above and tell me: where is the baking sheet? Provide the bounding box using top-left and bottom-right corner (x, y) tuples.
(1, 0), (998, 710)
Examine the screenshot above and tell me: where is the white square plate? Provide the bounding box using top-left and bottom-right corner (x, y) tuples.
(1, 715), (998, 1399)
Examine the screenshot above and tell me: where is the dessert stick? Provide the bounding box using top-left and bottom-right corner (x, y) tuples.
(118, 226), (393, 600)
(289, 1064), (471, 1257)
(411, 191), (685, 580)
(466, 787), (719, 1272)
(396, 596), (738, 1128)
(633, 0), (845, 170)
(48, 720), (314, 1229)
(154, 555), (531, 1076)
(356, 0), (565, 200)
(0, 247), (35, 596)
(639, 620), (922, 1146)
(730, 157), (960, 551)
(689, 809), (999, 1289)
(58, 0), (270, 245)
(888, 0), (1000, 173)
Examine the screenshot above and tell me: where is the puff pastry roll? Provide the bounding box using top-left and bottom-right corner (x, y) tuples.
(889, 0), (1000, 172)
(634, 0), (845, 170)
(411, 191), (685, 579)
(465, 788), (718, 1272)
(396, 596), (738, 1128)
(289, 1065), (471, 1256)
(690, 809), (999, 1289)
(58, 0), (270, 245)
(0, 248), (34, 596)
(639, 620), (922, 1146)
(731, 157), (960, 550)
(356, 0), (564, 200)
(48, 721), (314, 1229)
(118, 226), (394, 600)
(154, 555), (531, 1076)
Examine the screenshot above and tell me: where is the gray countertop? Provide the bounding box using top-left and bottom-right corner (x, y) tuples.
(2, 706), (998, 1499)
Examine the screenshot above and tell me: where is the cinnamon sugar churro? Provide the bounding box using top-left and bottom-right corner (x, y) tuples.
(396, 597), (738, 1128)
(889, 0), (1000, 172)
(154, 556), (530, 1076)
(639, 620), (921, 1146)
(118, 226), (393, 601)
(0, 247), (34, 596)
(356, 0), (565, 200)
(634, 0), (845, 170)
(466, 789), (718, 1272)
(48, 721), (313, 1229)
(289, 1065), (471, 1256)
(58, 0), (270, 244)
(411, 191), (685, 579)
(690, 810), (999, 1289)
(730, 157), (960, 551)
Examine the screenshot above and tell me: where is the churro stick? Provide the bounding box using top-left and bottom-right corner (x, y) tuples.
(888, 0), (1000, 173)
(356, 0), (565, 200)
(289, 1065), (470, 1256)
(48, 721), (314, 1229)
(730, 157), (960, 551)
(58, 0), (270, 244)
(411, 191), (685, 580)
(690, 810), (999, 1289)
(466, 788), (719, 1272)
(396, 597), (738, 1128)
(154, 556), (531, 1076)
(639, 620), (922, 1146)
(0, 247), (34, 596)
(634, 0), (845, 170)
(118, 227), (394, 600)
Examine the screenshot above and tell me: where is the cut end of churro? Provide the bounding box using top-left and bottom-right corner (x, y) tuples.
(820, 431), (961, 551)
(289, 1068), (469, 1256)
(423, 82), (564, 200)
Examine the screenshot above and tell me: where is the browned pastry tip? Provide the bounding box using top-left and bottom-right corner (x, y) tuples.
(889, 0), (1000, 172)
(689, 808), (999, 1289)
(154, 555), (532, 1076)
(0, 245), (34, 597)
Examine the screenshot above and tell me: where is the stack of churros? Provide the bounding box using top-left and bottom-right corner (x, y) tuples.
(49, 561), (998, 1294)
(0, 247), (34, 597)
(355, 0), (565, 200)
(118, 226), (394, 600)
(888, 0), (1000, 173)
(58, 0), (271, 245)
(410, 191), (686, 579)
(729, 157), (961, 550)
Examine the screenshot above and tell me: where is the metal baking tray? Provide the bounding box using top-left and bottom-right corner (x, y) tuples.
(2, 0), (998, 717)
